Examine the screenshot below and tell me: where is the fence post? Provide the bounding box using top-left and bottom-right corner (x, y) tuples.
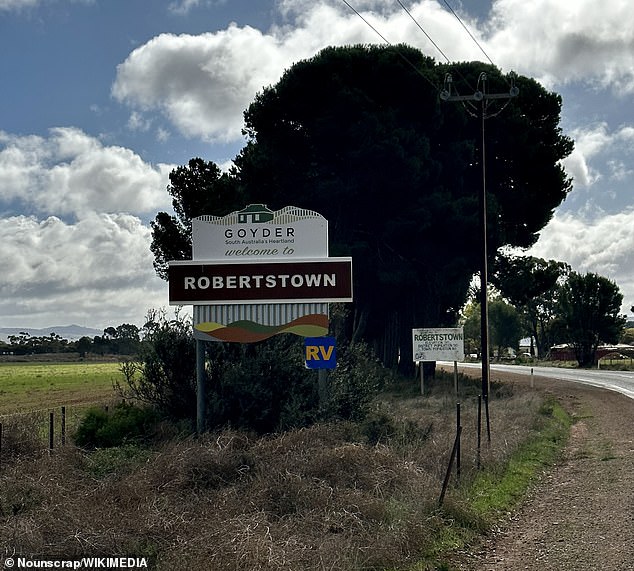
(477, 395), (482, 469)
(49, 412), (54, 451)
(456, 402), (461, 481)
(439, 425), (463, 506)
(61, 406), (66, 446)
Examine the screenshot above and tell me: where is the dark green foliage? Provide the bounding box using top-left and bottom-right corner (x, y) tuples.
(74, 403), (159, 448)
(150, 158), (244, 279)
(150, 45), (573, 373)
(557, 272), (627, 367)
(119, 311), (197, 421)
(207, 337), (318, 433)
(492, 254), (570, 357)
(326, 342), (386, 421)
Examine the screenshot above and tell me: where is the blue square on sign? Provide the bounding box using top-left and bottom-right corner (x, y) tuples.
(305, 337), (336, 369)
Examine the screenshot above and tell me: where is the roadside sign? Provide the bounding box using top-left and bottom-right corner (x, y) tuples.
(305, 337), (337, 369)
(412, 327), (465, 362)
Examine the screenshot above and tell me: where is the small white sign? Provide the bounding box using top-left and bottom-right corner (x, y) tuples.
(412, 327), (465, 362)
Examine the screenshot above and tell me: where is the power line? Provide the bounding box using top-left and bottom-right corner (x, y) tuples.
(393, 0), (479, 95)
(340, 0), (442, 93)
(442, 0), (496, 67)
(441, 0), (513, 90)
(395, 0), (452, 64)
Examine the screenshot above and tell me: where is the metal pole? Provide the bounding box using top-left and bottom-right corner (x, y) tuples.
(477, 395), (482, 469)
(318, 369), (329, 409)
(479, 100), (490, 401)
(196, 339), (206, 434)
(441, 73), (518, 402)
(439, 425), (462, 506)
(49, 412), (54, 451)
(61, 406), (66, 446)
(456, 402), (461, 481)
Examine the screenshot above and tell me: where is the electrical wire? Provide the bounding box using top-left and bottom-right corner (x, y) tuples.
(395, 0), (452, 64)
(394, 0), (479, 96)
(442, 0), (495, 67)
(340, 0), (442, 93)
(441, 0), (513, 89)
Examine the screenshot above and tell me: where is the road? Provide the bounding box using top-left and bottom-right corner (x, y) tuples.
(449, 362), (634, 400)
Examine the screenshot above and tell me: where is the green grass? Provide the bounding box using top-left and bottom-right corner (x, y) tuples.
(425, 397), (573, 569)
(0, 362), (121, 414)
(468, 399), (571, 516)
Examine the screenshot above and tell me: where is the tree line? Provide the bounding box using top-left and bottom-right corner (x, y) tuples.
(463, 254), (631, 367)
(0, 323), (142, 357)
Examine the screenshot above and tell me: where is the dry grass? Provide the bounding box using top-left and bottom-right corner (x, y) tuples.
(0, 378), (544, 570)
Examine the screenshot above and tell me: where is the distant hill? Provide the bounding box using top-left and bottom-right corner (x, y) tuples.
(0, 325), (102, 343)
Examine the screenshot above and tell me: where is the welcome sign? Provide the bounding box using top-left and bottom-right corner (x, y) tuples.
(192, 204), (328, 260)
(176, 204), (347, 342)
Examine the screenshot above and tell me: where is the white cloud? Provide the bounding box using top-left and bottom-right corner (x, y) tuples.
(528, 210), (634, 315)
(111, 1), (482, 143)
(0, 128), (174, 218)
(0, 0), (93, 10)
(0, 214), (168, 328)
(487, 0), (634, 91)
(112, 0), (634, 145)
(0, 0), (39, 9)
(168, 0), (202, 15)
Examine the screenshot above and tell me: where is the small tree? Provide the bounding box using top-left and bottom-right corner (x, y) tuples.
(491, 254), (569, 358)
(488, 298), (524, 360)
(558, 272), (626, 367)
(117, 310), (197, 421)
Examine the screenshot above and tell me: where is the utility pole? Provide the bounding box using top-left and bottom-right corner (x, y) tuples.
(440, 72), (518, 435)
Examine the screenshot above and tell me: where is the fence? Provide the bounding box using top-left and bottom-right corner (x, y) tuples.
(0, 399), (118, 469)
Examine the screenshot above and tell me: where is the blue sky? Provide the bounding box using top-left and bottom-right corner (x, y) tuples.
(1, 0), (633, 330)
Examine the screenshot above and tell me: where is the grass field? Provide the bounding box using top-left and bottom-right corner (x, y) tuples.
(0, 362), (122, 415)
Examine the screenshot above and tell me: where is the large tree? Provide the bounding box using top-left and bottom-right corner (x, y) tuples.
(491, 254), (570, 358)
(151, 44), (573, 372)
(558, 272), (626, 367)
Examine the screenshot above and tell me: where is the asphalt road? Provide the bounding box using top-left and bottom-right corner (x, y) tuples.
(450, 361), (634, 400)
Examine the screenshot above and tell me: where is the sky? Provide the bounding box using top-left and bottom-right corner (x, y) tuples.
(1, 0), (633, 331)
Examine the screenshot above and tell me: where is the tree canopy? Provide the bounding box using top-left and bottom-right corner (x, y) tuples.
(150, 44), (574, 371)
(558, 272), (626, 367)
(491, 254), (570, 357)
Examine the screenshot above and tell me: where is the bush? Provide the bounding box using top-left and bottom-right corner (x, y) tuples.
(74, 402), (159, 448)
(116, 310), (197, 421)
(208, 337), (318, 433)
(326, 341), (385, 421)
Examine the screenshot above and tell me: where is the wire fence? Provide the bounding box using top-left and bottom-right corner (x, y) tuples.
(0, 398), (120, 469)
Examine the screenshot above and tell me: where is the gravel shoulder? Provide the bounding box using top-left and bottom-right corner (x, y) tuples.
(449, 370), (634, 571)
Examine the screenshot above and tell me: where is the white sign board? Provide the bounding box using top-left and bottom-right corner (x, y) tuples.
(412, 327), (464, 362)
(192, 204), (327, 261)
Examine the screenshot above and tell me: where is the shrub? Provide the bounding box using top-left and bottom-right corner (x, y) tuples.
(116, 310), (197, 421)
(208, 337), (318, 433)
(326, 341), (385, 421)
(74, 402), (159, 448)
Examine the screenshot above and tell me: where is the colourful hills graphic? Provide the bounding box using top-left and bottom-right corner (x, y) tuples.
(195, 313), (329, 342)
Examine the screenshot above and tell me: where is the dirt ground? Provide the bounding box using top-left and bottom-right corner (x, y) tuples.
(449, 370), (634, 571)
